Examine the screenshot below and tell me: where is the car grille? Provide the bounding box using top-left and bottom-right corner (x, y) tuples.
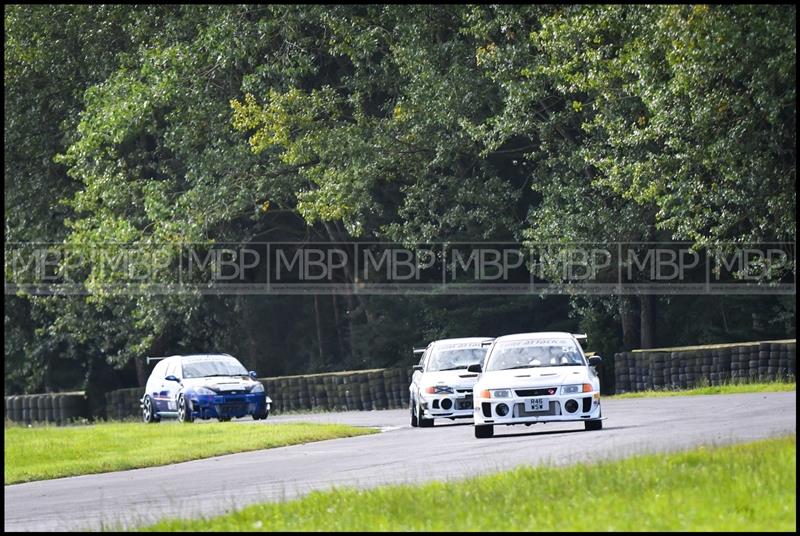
(456, 399), (473, 410)
(215, 404), (248, 415)
(514, 401), (561, 417)
(514, 388), (557, 397)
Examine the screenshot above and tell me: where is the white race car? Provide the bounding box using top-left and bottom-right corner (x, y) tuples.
(471, 332), (603, 438)
(409, 337), (494, 427)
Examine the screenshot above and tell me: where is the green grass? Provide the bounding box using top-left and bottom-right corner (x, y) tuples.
(4, 421), (376, 485)
(610, 380), (796, 399)
(628, 339), (795, 353)
(140, 435), (796, 532)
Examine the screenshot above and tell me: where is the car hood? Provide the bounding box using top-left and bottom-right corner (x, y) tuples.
(476, 366), (591, 389)
(420, 370), (481, 389)
(183, 376), (258, 393)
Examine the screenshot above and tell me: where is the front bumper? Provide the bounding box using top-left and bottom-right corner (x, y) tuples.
(473, 391), (601, 425)
(188, 393), (269, 419)
(419, 391), (475, 419)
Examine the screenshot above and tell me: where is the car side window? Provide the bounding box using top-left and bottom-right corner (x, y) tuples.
(169, 360), (183, 379)
(170, 360), (182, 380)
(421, 347), (432, 370)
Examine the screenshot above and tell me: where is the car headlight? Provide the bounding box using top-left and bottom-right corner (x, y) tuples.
(423, 385), (454, 394)
(194, 386), (217, 396)
(561, 384), (593, 395)
(478, 389), (512, 398)
(249, 382), (265, 393)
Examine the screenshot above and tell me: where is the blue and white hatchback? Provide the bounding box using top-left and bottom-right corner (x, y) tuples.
(140, 354), (271, 423)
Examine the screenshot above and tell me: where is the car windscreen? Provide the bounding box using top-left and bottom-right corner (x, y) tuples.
(485, 339), (585, 371)
(182, 359), (248, 378)
(426, 346), (487, 372)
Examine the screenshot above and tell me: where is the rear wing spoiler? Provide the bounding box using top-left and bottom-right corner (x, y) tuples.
(413, 347), (426, 355)
(573, 333), (588, 349)
(146, 355), (178, 364)
(146, 353), (233, 364)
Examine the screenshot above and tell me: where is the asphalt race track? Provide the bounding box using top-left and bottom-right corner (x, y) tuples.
(4, 392), (796, 531)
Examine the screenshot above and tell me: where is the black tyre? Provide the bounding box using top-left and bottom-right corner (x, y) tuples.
(410, 399), (419, 427)
(177, 394), (194, 423)
(218, 416), (231, 422)
(417, 403), (434, 428)
(253, 405), (269, 420)
(142, 395), (160, 424)
(475, 424), (494, 439)
(585, 419), (603, 431)
(585, 407), (603, 431)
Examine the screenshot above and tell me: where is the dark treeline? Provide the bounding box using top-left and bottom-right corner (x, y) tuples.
(4, 5), (795, 396)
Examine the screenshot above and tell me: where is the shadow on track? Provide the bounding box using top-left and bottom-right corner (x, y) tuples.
(489, 423), (639, 439)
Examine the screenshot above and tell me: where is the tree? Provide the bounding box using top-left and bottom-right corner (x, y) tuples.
(4, 5), (795, 398)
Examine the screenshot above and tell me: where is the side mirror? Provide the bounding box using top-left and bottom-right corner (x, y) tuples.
(467, 364), (482, 373)
(165, 375), (180, 382)
(588, 356), (602, 367)
(249, 371), (258, 379)
(412, 365), (423, 372)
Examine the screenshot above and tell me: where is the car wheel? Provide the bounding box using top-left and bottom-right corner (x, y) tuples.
(585, 419), (603, 431)
(474, 424), (494, 439)
(218, 416), (231, 422)
(142, 396), (159, 424)
(177, 394), (194, 423)
(253, 406), (269, 420)
(417, 403), (434, 428)
(410, 399), (418, 427)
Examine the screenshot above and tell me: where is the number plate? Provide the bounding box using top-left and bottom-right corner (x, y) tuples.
(525, 398), (548, 412)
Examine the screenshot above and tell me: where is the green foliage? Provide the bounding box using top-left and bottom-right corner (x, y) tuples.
(610, 380), (796, 399)
(5, 421), (376, 484)
(532, 5), (796, 247)
(4, 5), (795, 396)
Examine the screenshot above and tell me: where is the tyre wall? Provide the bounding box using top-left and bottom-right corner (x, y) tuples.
(6, 339), (794, 422)
(612, 339), (795, 394)
(4, 392), (87, 425)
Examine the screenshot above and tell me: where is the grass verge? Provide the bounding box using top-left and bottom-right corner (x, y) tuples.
(140, 435), (796, 532)
(5, 421), (376, 485)
(609, 380), (795, 399)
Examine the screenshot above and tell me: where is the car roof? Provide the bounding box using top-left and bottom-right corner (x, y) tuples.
(430, 337), (494, 347)
(492, 332), (577, 343)
(180, 354), (238, 362)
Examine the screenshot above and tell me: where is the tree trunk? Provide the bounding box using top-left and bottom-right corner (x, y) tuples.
(134, 356), (147, 388)
(321, 219), (374, 325)
(719, 296), (729, 333)
(332, 294), (347, 360)
(344, 293), (357, 362)
(313, 294), (325, 368)
(639, 295), (656, 349)
(619, 296), (640, 350)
